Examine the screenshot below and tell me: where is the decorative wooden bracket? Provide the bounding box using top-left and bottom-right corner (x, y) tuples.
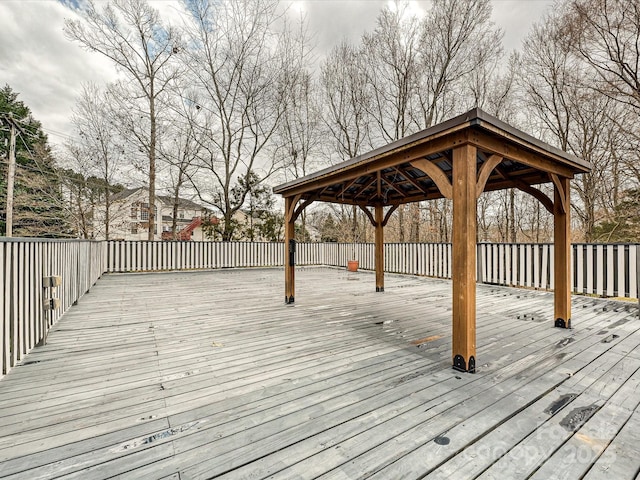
(285, 194), (302, 222)
(383, 205), (399, 227)
(285, 194), (317, 223)
(359, 204), (398, 227)
(550, 173), (568, 214)
(292, 196), (317, 223)
(475, 155), (502, 199)
(358, 205), (376, 227)
(516, 182), (554, 214)
(410, 159), (452, 199)
(494, 165), (554, 214)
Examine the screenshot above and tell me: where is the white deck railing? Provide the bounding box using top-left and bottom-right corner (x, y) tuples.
(1, 239), (105, 377)
(107, 241), (639, 298)
(2, 239), (639, 378)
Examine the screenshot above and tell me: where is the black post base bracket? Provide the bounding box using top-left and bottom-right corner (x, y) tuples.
(453, 354), (476, 373)
(554, 318), (571, 329)
(376, 287), (384, 292)
(285, 296), (295, 305)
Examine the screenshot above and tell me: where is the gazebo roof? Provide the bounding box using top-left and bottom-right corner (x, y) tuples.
(273, 108), (590, 206)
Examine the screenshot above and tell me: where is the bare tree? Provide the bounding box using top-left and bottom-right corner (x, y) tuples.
(361, 3), (422, 241)
(320, 41), (372, 250)
(414, 0), (503, 128)
(181, 0), (287, 241)
(413, 0), (502, 242)
(569, 0), (640, 112)
(157, 111), (203, 240)
(273, 14), (323, 239)
(68, 83), (126, 239)
(517, 10), (625, 241)
(65, 0), (181, 240)
(321, 41), (372, 161)
(363, 3), (420, 145)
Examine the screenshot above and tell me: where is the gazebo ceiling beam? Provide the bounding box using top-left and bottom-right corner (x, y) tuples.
(380, 173), (407, 197)
(473, 131), (576, 178)
(338, 177), (360, 197)
(395, 167), (430, 194)
(276, 131), (470, 198)
(352, 177), (377, 200)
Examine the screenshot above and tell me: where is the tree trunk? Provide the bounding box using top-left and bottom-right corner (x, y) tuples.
(104, 179), (110, 240)
(172, 188), (180, 241)
(148, 83), (156, 241)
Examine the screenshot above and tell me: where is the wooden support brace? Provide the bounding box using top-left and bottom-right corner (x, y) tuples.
(382, 205), (399, 227)
(550, 174), (567, 214)
(358, 205), (376, 227)
(475, 154), (502, 198)
(286, 194), (302, 222)
(292, 196), (316, 222)
(410, 159), (453, 199)
(494, 165), (554, 214)
(515, 182), (554, 214)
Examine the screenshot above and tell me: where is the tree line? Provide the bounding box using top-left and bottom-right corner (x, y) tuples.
(2, 0), (639, 243)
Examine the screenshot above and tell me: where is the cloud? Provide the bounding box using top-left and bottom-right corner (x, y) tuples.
(0, 0), (118, 146)
(0, 0), (553, 153)
(297, 0), (387, 55)
(491, 0), (555, 52)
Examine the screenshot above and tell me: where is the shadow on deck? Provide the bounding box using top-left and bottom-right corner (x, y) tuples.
(1, 267), (639, 479)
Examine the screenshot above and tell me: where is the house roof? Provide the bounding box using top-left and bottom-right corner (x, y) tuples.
(109, 187), (145, 202)
(273, 108), (590, 206)
(157, 195), (204, 211)
(109, 187), (206, 211)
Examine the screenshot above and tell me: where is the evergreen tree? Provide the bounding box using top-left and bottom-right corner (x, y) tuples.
(593, 189), (640, 242)
(0, 85), (70, 237)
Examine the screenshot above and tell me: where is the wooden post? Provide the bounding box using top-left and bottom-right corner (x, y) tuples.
(375, 204), (384, 292)
(452, 144), (477, 373)
(553, 176), (571, 328)
(284, 196), (296, 304)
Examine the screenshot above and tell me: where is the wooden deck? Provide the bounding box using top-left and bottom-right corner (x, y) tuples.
(1, 267), (640, 480)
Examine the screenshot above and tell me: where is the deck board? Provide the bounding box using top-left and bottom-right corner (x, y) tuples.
(1, 267), (639, 479)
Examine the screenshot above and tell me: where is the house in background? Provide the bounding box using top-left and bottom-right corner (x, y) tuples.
(93, 187), (216, 241)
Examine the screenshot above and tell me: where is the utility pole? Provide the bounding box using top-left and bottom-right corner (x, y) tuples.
(2, 113), (23, 237)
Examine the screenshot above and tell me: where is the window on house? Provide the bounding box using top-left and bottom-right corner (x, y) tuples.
(130, 206), (137, 219)
(179, 211), (185, 219)
(130, 224), (138, 234)
(140, 203), (157, 221)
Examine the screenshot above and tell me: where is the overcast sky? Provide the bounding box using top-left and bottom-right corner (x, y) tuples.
(0, 0), (554, 152)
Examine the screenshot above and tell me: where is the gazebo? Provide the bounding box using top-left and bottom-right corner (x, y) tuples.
(273, 108), (590, 373)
